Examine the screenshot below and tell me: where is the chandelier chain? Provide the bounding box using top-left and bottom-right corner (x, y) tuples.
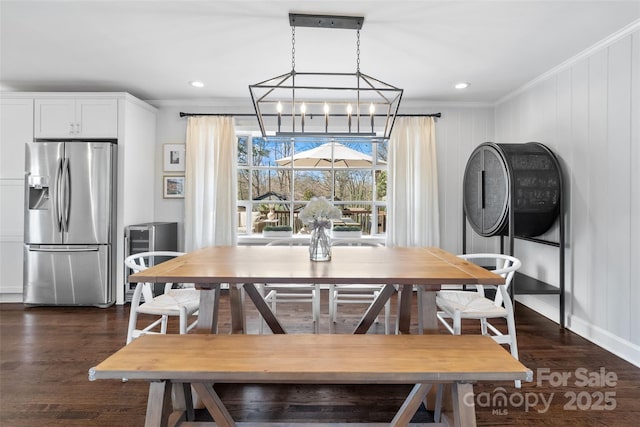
(356, 29), (361, 73)
(291, 26), (296, 71)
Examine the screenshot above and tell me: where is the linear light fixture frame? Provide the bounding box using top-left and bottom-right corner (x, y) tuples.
(249, 13), (403, 140)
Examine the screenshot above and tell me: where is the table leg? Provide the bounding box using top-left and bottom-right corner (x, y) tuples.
(396, 284), (413, 334)
(230, 283), (245, 334)
(195, 285), (220, 334)
(354, 284), (396, 334)
(418, 288), (439, 334)
(243, 283), (286, 334)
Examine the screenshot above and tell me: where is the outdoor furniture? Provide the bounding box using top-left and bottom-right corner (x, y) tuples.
(90, 334), (532, 427)
(128, 246), (505, 336)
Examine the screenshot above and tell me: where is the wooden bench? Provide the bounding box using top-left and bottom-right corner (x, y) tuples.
(89, 334), (532, 427)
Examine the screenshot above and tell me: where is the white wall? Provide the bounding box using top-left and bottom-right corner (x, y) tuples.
(495, 26), (640, 366)
(150, 99), (254, 250)
(147, 24), (640, 369)
(149, 99), (496, 254)
(429, 104), (499, 255)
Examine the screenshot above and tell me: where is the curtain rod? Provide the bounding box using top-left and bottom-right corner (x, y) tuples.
(179, 112), (441, 118)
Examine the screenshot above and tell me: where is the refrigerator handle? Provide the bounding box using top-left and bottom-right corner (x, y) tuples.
(62, 157), (71, 232)
(54, 158), (64, 232)
(28, 246), (100, 253)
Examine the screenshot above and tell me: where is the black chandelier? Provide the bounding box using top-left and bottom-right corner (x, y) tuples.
(249, 13), (403, 140)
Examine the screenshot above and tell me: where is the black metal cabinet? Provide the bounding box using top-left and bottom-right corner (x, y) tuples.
(463, 142), (561, 238)
(462, 142), (565, 327)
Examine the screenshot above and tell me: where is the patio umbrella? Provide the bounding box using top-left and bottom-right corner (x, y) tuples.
(275, 142), (383, 168)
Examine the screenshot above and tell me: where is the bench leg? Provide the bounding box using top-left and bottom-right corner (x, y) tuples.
(192, 383), (236, 427)
(145, 381), (172, 427)
(390, 383), (432, 426)
(451, 383), (476, 427)
(170, 382), (195, 421)
(434, 383), (444, 422)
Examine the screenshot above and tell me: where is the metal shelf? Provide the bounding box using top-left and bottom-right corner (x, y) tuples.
(512, 272), (560, 295)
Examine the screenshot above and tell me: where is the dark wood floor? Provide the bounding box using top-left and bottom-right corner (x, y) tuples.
(1, 292), (639, 426)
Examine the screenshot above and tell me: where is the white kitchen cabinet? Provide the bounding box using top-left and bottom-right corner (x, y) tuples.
(1, 92), (157, 304)
(0, 96), (33, 300)
(34, 98), (118, 138)
(1, 98), (33, 179)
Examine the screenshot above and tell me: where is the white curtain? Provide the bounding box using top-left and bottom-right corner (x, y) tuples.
(386, 116), (440, 247)
(184, 116), (237, 251)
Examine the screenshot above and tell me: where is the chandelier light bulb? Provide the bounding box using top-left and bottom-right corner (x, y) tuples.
(346, 104), (353, 115)
(369, 103), (375, 133)
(300, 103), (306, 132)
(324, 103), (330, 132)
(276, 102), (283, 132)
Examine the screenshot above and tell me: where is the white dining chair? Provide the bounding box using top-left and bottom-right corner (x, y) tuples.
(124, 251), (199, 344)
(435, 253), (522, 388)
(329, 239), (391, 334)
(260, 239), (321, 334)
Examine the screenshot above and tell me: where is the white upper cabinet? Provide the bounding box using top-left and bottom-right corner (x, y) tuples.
(34, 98), (118, 138)
(0, 98), (33, 179)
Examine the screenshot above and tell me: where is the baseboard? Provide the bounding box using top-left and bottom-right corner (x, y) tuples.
(516, 295), (640, 368)
(515, 294), (559, 324)
(0, 293), (23, 303)
(568, 315), (640, 368)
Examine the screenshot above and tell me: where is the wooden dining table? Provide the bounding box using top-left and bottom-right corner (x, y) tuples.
(128, 245), (505, 335)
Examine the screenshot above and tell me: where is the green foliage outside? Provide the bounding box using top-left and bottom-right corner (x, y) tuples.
(263, 225), (292, 232)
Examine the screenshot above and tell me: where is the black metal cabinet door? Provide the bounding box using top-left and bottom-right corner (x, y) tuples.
(463, 144), (509, 237)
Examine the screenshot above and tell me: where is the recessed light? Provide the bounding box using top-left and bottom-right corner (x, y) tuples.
(455, 82), (470, 90)
(189, 81), (204, 88)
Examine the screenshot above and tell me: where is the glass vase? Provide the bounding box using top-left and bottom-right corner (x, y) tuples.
(309, 221), (331, 262)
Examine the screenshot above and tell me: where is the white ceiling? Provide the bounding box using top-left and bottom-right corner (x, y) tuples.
(1, 1), (639, 105)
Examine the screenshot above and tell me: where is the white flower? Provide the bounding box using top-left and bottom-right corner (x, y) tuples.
(298, 197), (342, 224)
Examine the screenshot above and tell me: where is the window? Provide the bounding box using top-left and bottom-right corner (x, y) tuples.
(237, 136), (387, 236)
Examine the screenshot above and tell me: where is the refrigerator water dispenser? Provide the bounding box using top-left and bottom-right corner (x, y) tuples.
(27, 175), (50, 210)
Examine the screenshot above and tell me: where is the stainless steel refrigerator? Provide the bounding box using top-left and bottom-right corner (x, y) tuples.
(23, 140), (117, 307)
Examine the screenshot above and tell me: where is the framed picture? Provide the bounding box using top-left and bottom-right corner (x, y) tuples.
(163, 144), (185, 172)
(163, 175), (185, 199)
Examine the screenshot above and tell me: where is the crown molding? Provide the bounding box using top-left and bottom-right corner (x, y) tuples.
(496, 18), (640, 106)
